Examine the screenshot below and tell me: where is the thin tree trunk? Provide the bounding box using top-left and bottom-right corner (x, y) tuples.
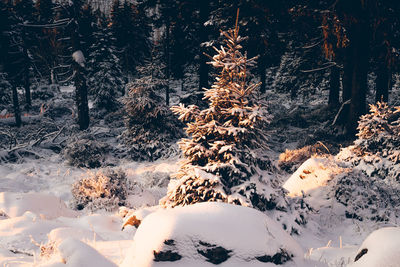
(258, 57), (266, 94)
(165, 17), (170, 106)
(328, 65), (340, 107)
(375, 62), (390, 103)
(342, 47), (353, 102)
(12, 84), (21, 127)
(24, 70), (31, 110)
(73, 62), (89, 130)
(198, 1), (209, 93)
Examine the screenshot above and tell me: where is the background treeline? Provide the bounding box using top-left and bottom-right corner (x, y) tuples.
(1, 0), (400, 136)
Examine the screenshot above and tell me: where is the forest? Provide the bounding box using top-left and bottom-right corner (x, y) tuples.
(1, 0), (400, 266)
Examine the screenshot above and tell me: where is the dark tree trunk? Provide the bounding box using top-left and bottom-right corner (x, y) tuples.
(328, 65), (340, 107)
(71, 1), (89, 130)
(24, 70), (31, 110)
(258, 57), (266, 94)
(375, 61), (390, 103)
(346, 21), (369, 136)
(73, 62), (89, 130)
(342, 47), (353, 103)
(12, 83), (21, 127)
(165, 17), (170, 106)
(198, 1), (209, 93)
(22, 29), (31, 110)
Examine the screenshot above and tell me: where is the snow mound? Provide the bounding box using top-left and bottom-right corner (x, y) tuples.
(350, 227), (400, 267)
(0, 192), (77, 219)
(283, 157), (347, 197)
(41, 238), (117, 267)
(122, 202), (304, 266)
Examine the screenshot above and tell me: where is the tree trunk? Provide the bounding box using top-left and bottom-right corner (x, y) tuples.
(346, 21), (369, 136)
(165, 17), (170, 106)
(328, 65), (340, 107)
(71, 2), (89, 130)
(342, 47), (353, 103)
(73, 62), (89, 130)
(24, 70), (31, 110)
(258, 57), (266, 94)
(12, 83), (21, 127)
(375, 61), (390, 103)
(198, 1), (209, 93)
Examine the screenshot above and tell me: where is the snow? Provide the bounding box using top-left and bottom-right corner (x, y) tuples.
(121, 202), (304, 266)
(283, 157), (347, 197)
(0, 192), (77, 219)
(72, 50), (85, 67)
(349, 227), (400, 267)
(41, 238), (117, 267)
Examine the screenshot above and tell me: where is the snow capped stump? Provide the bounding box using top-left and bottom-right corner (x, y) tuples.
(351, 227), (400, 267)
(121, 202), (303, 266)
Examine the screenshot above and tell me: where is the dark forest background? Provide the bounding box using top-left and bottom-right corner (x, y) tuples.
(1, 0), (400, 138)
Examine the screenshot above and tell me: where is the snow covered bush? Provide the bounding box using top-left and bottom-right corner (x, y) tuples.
(340, 102), (400, 181)
(355, 101), (400, 154)
(330, 102), (400, 221)
(0, 73), (11, 107)
(71, 168), (127, 211)
(122, 61), (182, 161)
(278, 144), (327, 173)
(160, 24), (285, 212)
(334, 169), (400, 222)
(64, 137), (109, 168)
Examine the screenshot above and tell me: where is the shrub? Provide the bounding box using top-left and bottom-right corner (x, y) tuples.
(71, 168), (128, 211)
(64, 137), (109, 168)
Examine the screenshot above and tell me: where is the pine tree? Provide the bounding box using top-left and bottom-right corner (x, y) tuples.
(160, 23), (283, 211)
(88, 23), (124, 112)
(123, 52), (182, 161)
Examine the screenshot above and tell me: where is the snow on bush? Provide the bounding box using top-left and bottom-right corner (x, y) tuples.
(71, 168), (128, 211)
(121, 202), (304, 267)
(122, 62), (182, 161)
(63, 136), (109, 168)
(350, 227), (400, 267)
(161, 23), (287, 213)
(278, 144), (328, 173)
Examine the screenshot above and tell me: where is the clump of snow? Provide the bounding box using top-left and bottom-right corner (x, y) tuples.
(350, 227), (400, 267)
(72, 50), (85, 67)
(0, 192), (77, 219)
(121, 202), (304, 266)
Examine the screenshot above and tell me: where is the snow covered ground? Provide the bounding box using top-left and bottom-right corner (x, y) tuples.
(0, 152), (398, 267)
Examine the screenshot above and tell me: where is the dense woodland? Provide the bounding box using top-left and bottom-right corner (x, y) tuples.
(0, 0), (399, 135)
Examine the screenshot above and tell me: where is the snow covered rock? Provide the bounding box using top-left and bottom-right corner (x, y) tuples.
(0, 192), (77, 219)
(121, 202), (304, 266)
(350, 227), (400, 267)
(283, 157), (347, 197)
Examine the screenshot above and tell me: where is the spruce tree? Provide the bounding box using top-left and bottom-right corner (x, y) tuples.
(123, 52), (182, 161)
(161, 23), (284, 211)
(88, 24), (124, 112)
